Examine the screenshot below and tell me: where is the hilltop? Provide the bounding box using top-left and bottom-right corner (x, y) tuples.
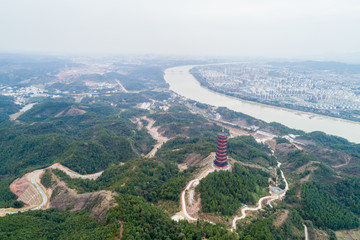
(0, 56), (359, 239)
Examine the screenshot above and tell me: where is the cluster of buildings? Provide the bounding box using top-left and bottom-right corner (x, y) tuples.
(0, 86), (52, 105)
(196, 64), (360, 119)
(0, 61), (130, 107)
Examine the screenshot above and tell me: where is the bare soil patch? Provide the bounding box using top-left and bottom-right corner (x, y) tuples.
(209, 120), (251, 138)
(266, 139), (277, 151)
(50, 173), (115, 220)
(177, 163), (188, 172)
(275, 143), (297, 157)
(186, 189), (201, 218)
(9, 174), (32, 197)
(9, 170), (45, 206)
(296, 161), (320, 174)
(228, 157), (268, 172)
(336, 228), (360, 240)
(131, 117), (143, 130)
(304, 144), (352, 168)
(64, 107), (86, 116)
(184, 153), (203, 167)
(273, 210), (289, 227)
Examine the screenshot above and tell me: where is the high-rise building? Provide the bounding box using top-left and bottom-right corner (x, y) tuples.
(213, 131), (229, 169)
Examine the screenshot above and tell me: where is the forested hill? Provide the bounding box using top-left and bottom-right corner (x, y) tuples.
(1, 57), (360, 239)
(199, 163), (269, 215)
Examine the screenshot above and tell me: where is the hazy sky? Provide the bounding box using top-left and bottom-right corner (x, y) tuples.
(1, 0), (360, 58)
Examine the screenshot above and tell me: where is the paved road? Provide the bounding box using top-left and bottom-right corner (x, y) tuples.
(1, 164), (104, 216)
(30, 170), (48, 210)
(0, 170), (48, 215)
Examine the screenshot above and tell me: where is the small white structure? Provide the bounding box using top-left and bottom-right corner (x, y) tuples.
(271, 186), (284, 195)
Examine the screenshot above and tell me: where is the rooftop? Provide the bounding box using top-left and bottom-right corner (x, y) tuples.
(271, 186), (284, 194)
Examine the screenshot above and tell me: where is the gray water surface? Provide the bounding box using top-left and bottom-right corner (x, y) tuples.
(164, 65), (360, 143)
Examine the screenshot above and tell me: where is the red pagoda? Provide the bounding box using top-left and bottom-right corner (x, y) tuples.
(213, 130), (229, 169)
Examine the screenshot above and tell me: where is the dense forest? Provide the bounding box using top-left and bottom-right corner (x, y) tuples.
(0, 101), (156, 207)
(300, 131), (360, 159)
(228, 136), (277, 167)
(0, 95), (20, 123)
(296, 164), (360, 231)
(301, 182), (359, 230)
(0, 209), (117, 239)
(199, 163), (269, 215)
(157, 137), (216, 163)
(53, 158), (193, 203)
(2, 95), (360, 239)
(0, 101), (156, 175)
(0, 179), (19, 208)
(149, 105), (222, 138)
(109, 194), (237, 240)
(1, 57), (360, 239)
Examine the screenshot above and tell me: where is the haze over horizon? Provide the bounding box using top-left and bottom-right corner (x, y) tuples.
(1, 0), (360, 61)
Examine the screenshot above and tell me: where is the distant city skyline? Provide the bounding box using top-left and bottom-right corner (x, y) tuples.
(1, 0), (360, 61)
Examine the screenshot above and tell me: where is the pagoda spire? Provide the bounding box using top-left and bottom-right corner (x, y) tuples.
(213, 131), (229, 169)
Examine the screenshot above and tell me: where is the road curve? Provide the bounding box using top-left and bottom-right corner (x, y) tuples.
(0, 170), (48, 215)
(30, 170), (48, 210)
(231, 161), (288, 231)
(143, 116), (169, 158)
(1, 117), (166, 217)
(174, 158), (289, 231)
(49, 163), (103, 180)
(172, 166), (215, 222)
(181, 179), (198, 221)
(1, 163), (104, 216)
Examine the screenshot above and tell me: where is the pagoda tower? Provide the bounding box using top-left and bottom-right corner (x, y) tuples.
(213, 129), (229, 170)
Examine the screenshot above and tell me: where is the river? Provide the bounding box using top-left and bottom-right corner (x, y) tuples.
(164, 65), (360, 143)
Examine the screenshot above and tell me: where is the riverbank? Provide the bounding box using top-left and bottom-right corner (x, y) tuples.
(194, 75), (360, 123)
(164, 65), (360, 143)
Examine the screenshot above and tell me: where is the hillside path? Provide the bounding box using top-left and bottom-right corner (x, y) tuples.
(231, 161), (289, 230)
(171, 164), (215, 222)
(141, 116), (169, 158)
(304, 224), (309, 240)
(0, 163), (103, 216)
(49, 163), (103, 180)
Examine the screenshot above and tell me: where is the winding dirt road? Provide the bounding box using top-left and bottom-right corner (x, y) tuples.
(303, 224), (309, 240)
(332, 155), (351, 169)
(142, 116), (169, 158)
(172, 158), (289, 232)
(49, 163), (103, 180)
(170, 121), (290, 228)
(231, 161), (289, 231)
(175, 167), (215, 222)
(1, 116), (168, 217)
